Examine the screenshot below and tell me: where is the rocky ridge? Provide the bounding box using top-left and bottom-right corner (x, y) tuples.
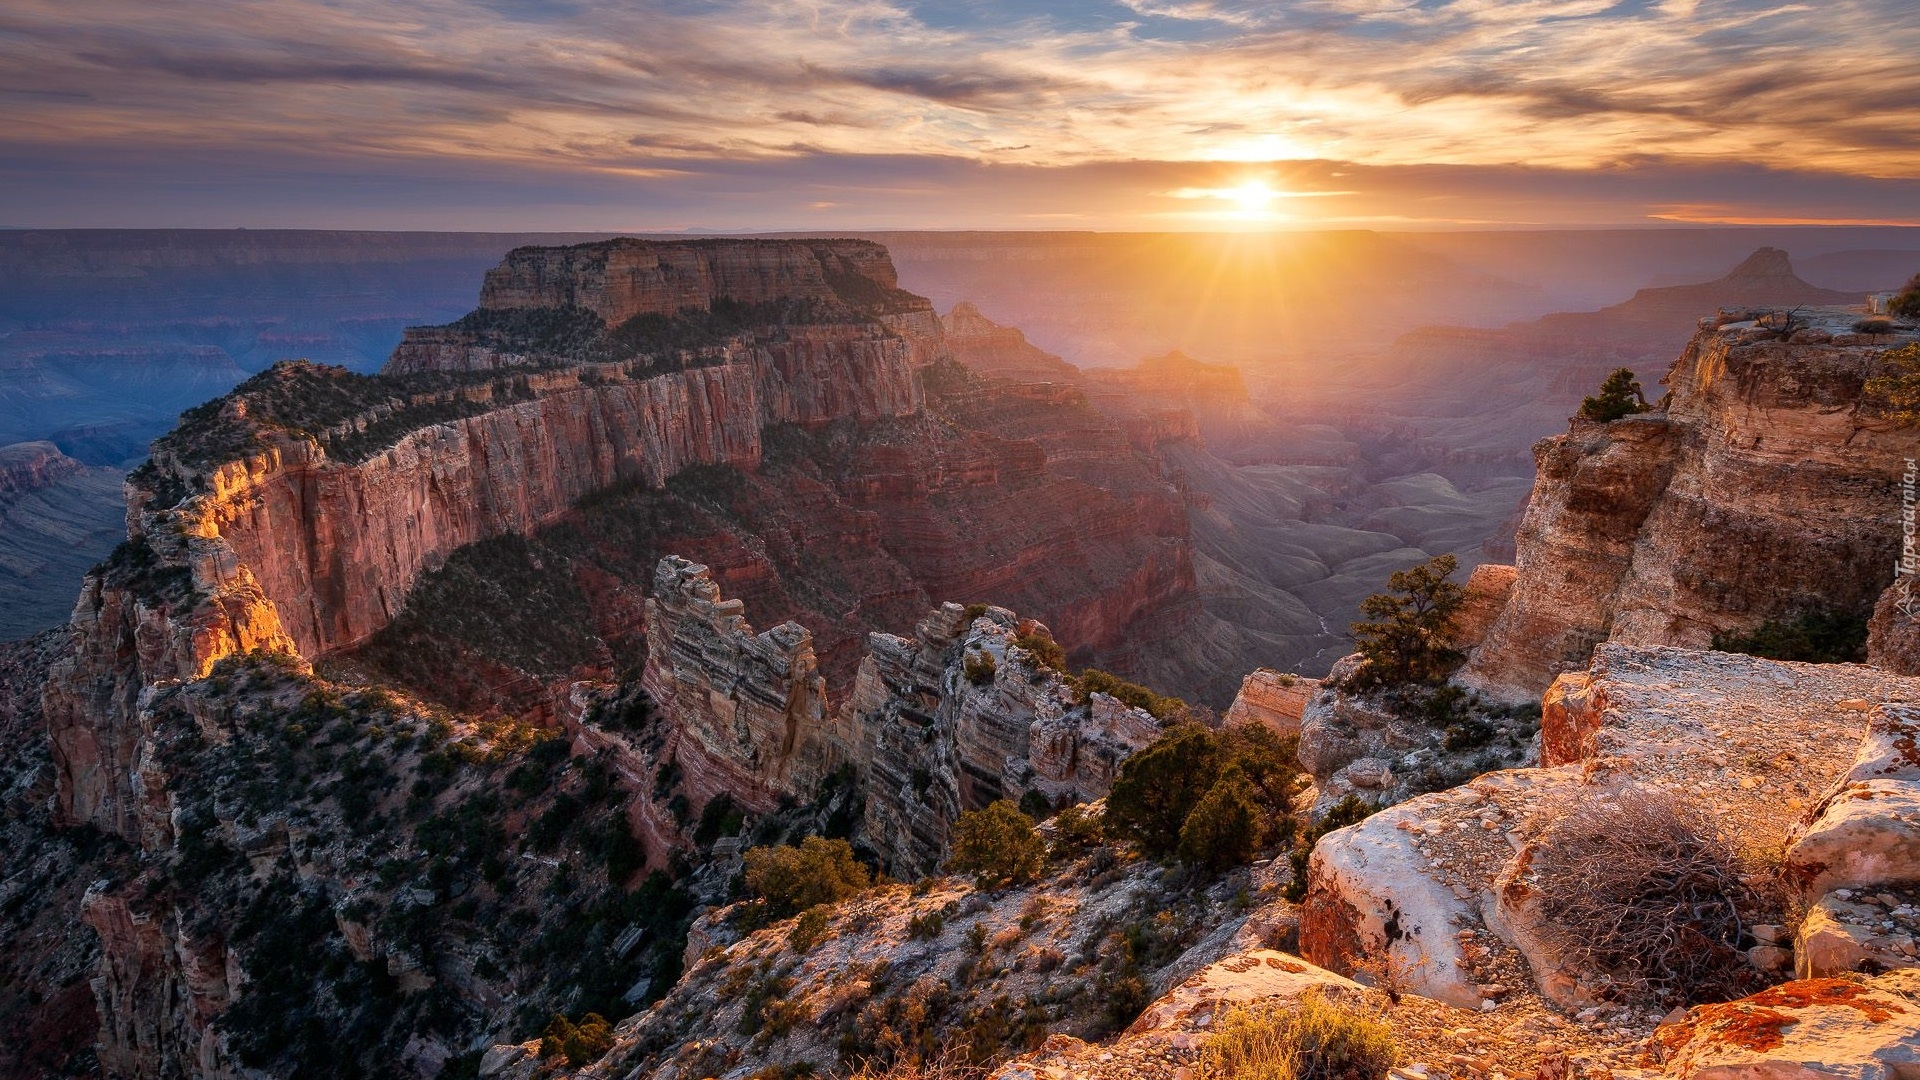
(1463, 306), (1920, 700)
(642, 556), (1161, 874)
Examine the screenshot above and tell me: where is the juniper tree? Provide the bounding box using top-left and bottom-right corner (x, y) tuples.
(1346, 554), (1466, 689)
(1578, 368), (1648, 423)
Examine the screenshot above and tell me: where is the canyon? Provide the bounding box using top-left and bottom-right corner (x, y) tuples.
(8, 229), (1920, 1080)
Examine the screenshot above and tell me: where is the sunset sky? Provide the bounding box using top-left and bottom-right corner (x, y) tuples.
(4, 0), (1917, 230)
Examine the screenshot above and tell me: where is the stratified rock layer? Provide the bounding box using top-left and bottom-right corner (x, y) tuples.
(1464, 309), (1920, 700)
(843, 603), (1159, 873)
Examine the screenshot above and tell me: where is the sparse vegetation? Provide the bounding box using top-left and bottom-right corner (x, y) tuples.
(1864, 342), (1920, 425)
(742, 836), (872, 919)
(1012, 630), (1065, 672)
(947, 801), (1046, 889)
(1712, 609), (1869, 664)
(1074, 668), (1187, 721)
(1048, 803), (1104, 856)
(1345, 555), (1466, 691)
(1528, 788), (1768, 1007)
(1105, 722), (1300, 869)
(1578, 367), (1649, 423)
(542, 1012), (616, 1066)
(1198, 991), (1398, 1080)
(1892, 272), (1920, 320)
(963, 651), (997, 686)
(790, 905), (833, 952)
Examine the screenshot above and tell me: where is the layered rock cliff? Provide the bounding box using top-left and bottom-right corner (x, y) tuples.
(1463, 307), (1920, 699)
(639, 556), (1159, 873)
(45, 240), (933, 842)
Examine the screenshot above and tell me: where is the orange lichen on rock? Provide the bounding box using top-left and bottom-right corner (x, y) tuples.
(1656, 979), (1906, 1060)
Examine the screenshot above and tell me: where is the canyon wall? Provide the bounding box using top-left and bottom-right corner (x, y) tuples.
(638, 556), (1159, 873)
(45, 240), (927, 841)
(475, 238), (905, 324)
(640, 556), (840, 815)
(1463, 308), (1920, 700)
(841, 603), (1159, 874)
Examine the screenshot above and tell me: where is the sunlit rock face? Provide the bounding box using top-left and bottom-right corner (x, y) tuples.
(1462, 309), (1920, 701)
(477, 238), (906, 325)
(640, 555), (840, 816)
(44, 239), (932, 842)
(1302, 644), (1920, 1009)
(842, 603), (1158, 874)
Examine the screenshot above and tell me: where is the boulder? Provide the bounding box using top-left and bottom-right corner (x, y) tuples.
(1795, 894), (1916, 979)
(1223, 668), (1316, 737)
(1653, 973), (1920, 1080)
(1789, 705), (1920, 897)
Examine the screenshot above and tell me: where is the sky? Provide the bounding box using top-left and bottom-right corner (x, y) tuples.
(3, 0), (1918, 230)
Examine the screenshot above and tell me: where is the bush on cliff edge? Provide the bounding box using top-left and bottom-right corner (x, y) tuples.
(947, 800), (1046, 888)
(742, 836), (871, 918)
(1578, 367), (1649, 423)
(1344, 555), (1466, 691)
(1106, 722), (1300, 869)
(1865, 342), (1920, 425)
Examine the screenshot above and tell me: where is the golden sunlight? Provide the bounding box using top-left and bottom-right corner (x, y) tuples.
(1225, 180), (1279, 214)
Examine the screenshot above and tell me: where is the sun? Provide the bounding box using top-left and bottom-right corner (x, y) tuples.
(1225, 180), (1279, 214)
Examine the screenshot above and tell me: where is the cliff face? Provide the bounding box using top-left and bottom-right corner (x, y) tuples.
(638, 558), (1158, 874)
(475, 238), (906, 325)
(842, 603), (1159, 874)
(46, 241), (926, 842)
(1463, 308), (1920, 699)
(640, 556), (838, 815)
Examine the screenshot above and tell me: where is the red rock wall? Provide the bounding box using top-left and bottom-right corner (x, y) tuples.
(1463, 313), (1920, 700)
(477, 238), (903, 324)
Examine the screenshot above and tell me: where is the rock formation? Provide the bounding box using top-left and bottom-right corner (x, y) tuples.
(842, 603), (1159, 873)
(44, 239), (933, 841)
(637, 556), (1160, 874)
(1463, 307), (1920, 700)
(1302, 644), (1920, 1010)
(1222, 669), (1315, 736)
(641, 556), (837, 815)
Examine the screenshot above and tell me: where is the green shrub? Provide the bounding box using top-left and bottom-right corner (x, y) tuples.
(1106, 723), (1300, 868)
(1345, 555), (1466, 690)
(1578, 368), (1649, 423)
(907, 910), (946, 940)
(695, 792), (747, 847)
(1198, 990), (1397, 1080)
(1864, 342), (1920, 424)
(1017, 788), (1053, 820)
(540, 1013), (615, 1066)
(789, 905), (832, 952)
(1012, 630), (1066, 672)
(1049, 803), (1104, 855)
(1712, 609), (1868, 664)
(1074, 669), (1186, 720)
(964, 651), (997, 686)
(947, 801), (1046, 889)
(1891, 273), (1920, 320)
(742, 836), (871, 919)
(1178, 768), (1265, 871)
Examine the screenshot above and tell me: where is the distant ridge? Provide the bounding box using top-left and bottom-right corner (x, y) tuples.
(1590, 245), (1857, 329)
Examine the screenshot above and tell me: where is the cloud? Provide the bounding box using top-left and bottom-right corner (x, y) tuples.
(0, 0), (1916, 226)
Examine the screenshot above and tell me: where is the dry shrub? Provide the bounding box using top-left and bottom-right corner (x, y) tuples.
(846, 1053), (986, 1080)
(1529, 788), (1767, 1007)
(1199, 990), (1397, 1080)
